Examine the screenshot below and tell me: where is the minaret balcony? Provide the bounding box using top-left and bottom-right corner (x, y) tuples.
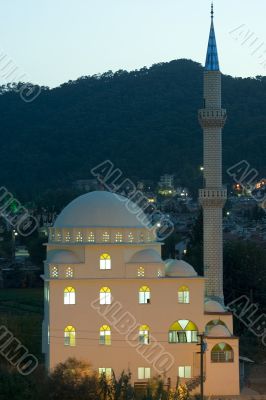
(198, 109), (227, 128)
(199, 188), (227, 207)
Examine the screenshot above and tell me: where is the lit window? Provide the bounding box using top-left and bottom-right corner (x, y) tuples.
(66, 267), (73, 278)
(50, 265), (58, 278)
(100, 253), (111, 270)
(76, 231), (83, 242)
(139, 286), (150, 304)
(179, 366), (191, 378)
(138, 367), (151, 380)
(64, 287), (75, 305)
(157, 270), (162, 277)
(100, 287), (111, 305)
(65, 232), (71, 242)
(56, 231), (62, 242)
(211, 343), (234, 363)
(128, 232), (134, 243)
(139, 325), (150, 345)
(64, 326), (76, 346)
(137, 267), (145, 277)
(87, 232), (95, 243)
(99, 368), (112, 379)
(99, 325), (111, 345)
(102, 232), (110, 243)
(178, 286), (190, 304)
(50, 230), (55, 241)
(139, 233), (144, 242)
(168, 320), (198, 343)
(146, 233), (152, 242)
(115, 232), (123, 243)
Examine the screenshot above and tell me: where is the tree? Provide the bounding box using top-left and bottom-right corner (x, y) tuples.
(48, 358), (99, 400)
(184, 210), (203, 275)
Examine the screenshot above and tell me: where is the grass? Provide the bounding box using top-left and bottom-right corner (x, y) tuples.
(0, 288), (44, 362)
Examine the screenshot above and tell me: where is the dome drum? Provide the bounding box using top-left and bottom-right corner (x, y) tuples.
(49, 227), (155, 245)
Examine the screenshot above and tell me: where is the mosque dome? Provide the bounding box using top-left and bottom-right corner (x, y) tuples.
(54, 191), (150, 229)
(205, 300), (225, 313)
(165, 259), (198, 277)
(208, 325), (231, 337)
(129, 249), (162, 264)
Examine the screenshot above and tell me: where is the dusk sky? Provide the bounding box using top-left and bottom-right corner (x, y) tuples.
(0, 0), (265, 87)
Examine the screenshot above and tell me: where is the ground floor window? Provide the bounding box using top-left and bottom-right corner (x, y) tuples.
(178, 366), (191, 378)
(99, 368), (112, 379)
(138, 367), (151, 379)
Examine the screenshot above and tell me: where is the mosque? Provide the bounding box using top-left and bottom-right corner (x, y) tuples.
(42, 5), (240, 396)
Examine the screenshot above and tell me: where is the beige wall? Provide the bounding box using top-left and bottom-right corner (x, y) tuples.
(44, 271), (239, 395)
(205, 338), (240, 395)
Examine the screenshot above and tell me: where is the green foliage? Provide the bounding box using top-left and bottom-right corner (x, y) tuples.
(185, 210), (203, 275)
(48, 358), (99, 400)
(0, 288), (43, 361)
(0, 60), (265, 199)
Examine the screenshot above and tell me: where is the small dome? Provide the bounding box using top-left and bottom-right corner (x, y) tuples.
(205, 300), (225, 313)
(208, 325), (231, 337)
(47, 250), (80, 264)
(54, 191), (151, 229)
(129, 249), (162, 263)
(165, 259), (197, 277)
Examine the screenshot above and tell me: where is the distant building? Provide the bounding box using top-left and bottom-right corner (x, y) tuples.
(74, 179), (99, 192)
(158, 174), (175, 189)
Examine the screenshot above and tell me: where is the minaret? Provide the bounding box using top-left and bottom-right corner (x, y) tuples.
(199, 3), (227, 304)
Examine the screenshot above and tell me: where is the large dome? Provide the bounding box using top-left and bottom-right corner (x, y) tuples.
(54, 191), (151, 228)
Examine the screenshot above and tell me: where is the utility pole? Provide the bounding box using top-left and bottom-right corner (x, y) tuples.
(197, 333), (207, 400)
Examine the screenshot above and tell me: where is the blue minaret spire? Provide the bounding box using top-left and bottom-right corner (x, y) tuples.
(205, 2), (220, 71)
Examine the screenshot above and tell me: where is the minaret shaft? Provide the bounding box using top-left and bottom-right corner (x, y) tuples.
(199, 11), (227, 303)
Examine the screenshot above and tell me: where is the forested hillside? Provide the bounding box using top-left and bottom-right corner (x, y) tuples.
(0, 59), (265, 199)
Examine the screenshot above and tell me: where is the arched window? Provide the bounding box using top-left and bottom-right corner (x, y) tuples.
(100, 253), (111, 270)
(64, 287), (75, 304)
(139, 286), (151, 304)
(100, 287), (111, 305)
(169, 320), (198, 343)
(178, 286), (190, 304)
(64, 326), (76, 346)
(137, 266), (145, 277)
(65, 267), (73, 278)
(139, 325), (150, 345)
(99, 325), (111, 345)
(205, 320), (227, 335)
(211, 343), (234, 363)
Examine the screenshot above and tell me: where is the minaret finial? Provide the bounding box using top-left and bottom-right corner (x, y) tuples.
(211, 2), (214, 19)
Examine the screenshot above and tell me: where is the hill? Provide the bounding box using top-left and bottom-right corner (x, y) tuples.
(0, 59), (265, 199)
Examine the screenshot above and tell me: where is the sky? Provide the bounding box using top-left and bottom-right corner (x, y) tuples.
(0, 0), (265, 88)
